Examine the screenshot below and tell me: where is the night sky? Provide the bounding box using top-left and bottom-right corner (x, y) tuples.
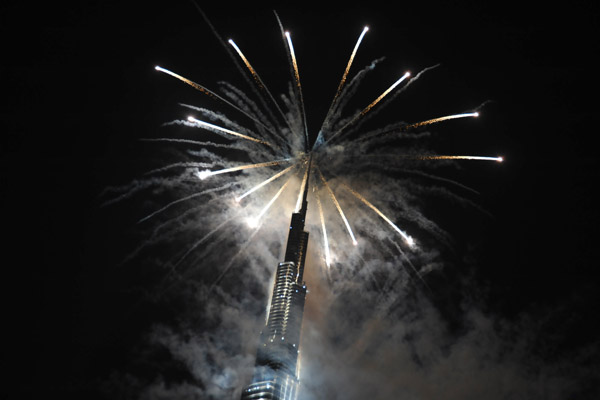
(2, 1), (599, 399)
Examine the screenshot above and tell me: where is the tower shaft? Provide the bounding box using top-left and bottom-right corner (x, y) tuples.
(241, 158), (311, 400)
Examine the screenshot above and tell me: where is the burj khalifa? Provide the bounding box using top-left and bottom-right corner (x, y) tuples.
(240, 160), (311, 400)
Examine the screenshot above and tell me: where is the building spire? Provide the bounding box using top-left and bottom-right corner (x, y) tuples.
(299, 153), (312, 219)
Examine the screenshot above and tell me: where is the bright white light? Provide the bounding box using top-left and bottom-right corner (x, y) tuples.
(246, 217), (258, 228)
(195, 169), (212, 180)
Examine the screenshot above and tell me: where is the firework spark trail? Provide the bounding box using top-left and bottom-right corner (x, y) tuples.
(314, 57), (387, 145)
(326, 71), (411, 144)
(362, 64), (438, 128)
(330, 57), (385, 120)
(274, 12), (309, 146)
(155, 66), (274, 133)
(155, 65), (218, 98)
(359, 72), (411, 117)
(315, 189), (332, 268)
(235, 164), (296, 203)
(178, 103), (258, 132)
(228, 39), (296, 139)
(324, 26), (370, 122)
(403, 112), (479, 130)
(194, 4), (286, 133)
(138, 182), (236, 224)
(196, 158), (294, 180)
(316, 167), (358, 246)
(343, 183), (415, 248)
(417, 155), (504, 162)
(284, 31), (309, 149)
(342, 64), (442, 140)
(186, 116), (275, 147)
(246, 176), (293, 228)
(228, 39), (264, 89)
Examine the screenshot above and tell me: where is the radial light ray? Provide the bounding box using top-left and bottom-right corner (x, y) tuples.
(246, 177), (293, 228)
(228, 39), (264, 89)
(329, 26), (369, 111)
(197, 158), (293, 180)
(317, 167), (358, 246)
(227, 39), (295, 138)
(315, 189), (332, 267)
(155, 66), (275, 132)
(404, 112), (479, 130)
(343, 183), (415, 248)
(187, 116), (274, 147)
(418, 155), (504, 162)
(327, 71), (411, 143)
(236, 164), (296, 203)
(284, 31), (309, 149)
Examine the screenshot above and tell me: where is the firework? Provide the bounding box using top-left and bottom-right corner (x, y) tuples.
(107, 11), (502, 297)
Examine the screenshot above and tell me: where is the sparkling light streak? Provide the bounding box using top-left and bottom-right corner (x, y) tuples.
(327, 71), (411, 143)
(235, 164), (296, 203)
(317, 167), (358, 246)
(155, 65), (216, 98)
(360, 72), (411, 117)
(246, 177), (293, 228)
(187, 116), (274, 147)
(156, 65), (273, 131)
(284, 31), (309, 148)
(196, 159), (293, 180)
(332, 26), (369, 106)
(417, 155), (504, 162)
(404, 112), (479, 130)
(315, 190), (332, 268)
(228, 39), (264, 89)
(344, 184), (416, 248)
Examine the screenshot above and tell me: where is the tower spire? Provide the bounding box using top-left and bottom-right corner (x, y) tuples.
(299, 154), (311, 217)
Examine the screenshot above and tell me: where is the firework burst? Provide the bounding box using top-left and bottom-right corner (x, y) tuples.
(104, 10), (501, 299)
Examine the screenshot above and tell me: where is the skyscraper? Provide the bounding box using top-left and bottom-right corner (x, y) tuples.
(241, 163), (311, 400)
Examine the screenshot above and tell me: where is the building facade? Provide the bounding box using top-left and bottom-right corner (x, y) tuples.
(241, 181), (310, 400)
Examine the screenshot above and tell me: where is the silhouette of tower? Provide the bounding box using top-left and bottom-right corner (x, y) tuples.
(241, 160), (311, 400)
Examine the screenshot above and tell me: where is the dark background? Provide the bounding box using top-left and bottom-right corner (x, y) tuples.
(2, 0), (599, 398)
